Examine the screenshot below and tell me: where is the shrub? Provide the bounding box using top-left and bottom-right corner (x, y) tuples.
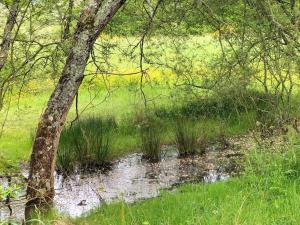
(154, 90), (274, 121)
(140, 114), (162, 162)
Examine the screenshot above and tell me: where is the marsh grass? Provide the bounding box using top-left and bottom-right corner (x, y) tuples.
(1, 87), (265, 173)
(57, 116), (116, 173)
(175, 119), (199, 157)
(139, 114), (162, 162)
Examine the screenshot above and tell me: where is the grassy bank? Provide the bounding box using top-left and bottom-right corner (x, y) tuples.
(30, 132), (300, 225)
(70, 137), (300, 225)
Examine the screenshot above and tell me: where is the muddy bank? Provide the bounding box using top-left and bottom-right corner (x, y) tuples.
(0, 140), (245, 222)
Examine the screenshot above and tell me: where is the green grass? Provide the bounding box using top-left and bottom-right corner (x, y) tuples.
(0, 85), (171, 173)
(0, 34), (270, 174)
(0, 80), (257, 174)
(1, 34), (298, 224)
(20, 131), (300, 225)
(75, 180), (300, 225)
(71, 139), (300, 225)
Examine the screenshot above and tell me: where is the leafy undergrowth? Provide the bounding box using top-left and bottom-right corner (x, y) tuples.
(66, 138), (300, 225)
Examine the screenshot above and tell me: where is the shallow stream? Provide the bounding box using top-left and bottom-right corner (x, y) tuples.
(0, 144), (242, 222)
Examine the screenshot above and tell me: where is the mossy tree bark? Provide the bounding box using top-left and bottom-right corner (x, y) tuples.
(25, 0), (126, 219)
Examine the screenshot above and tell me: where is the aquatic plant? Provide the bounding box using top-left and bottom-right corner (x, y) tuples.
(140, 114), (162, 162)
(175, 119), (199, 157)
(57, 124), (81, 173)
(57, 116), (116, 173)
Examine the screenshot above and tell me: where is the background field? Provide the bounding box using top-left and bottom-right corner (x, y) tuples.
(0, 35), (257, 173)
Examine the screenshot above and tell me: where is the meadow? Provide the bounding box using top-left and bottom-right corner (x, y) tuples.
(1, 0), (300, 223)
(1, 34), (299, 224)
(0, 35), (255, 173)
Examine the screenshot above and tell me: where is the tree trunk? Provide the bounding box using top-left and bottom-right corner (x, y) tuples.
(0, 0), (20, 109)
(25, 0), (126, 219)
(0, 0), (19, 70)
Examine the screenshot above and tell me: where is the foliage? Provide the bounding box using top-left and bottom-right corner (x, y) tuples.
(0, 183), (20, 201)
(155, 90), (273, 121)
(1, 0), (300, 222)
